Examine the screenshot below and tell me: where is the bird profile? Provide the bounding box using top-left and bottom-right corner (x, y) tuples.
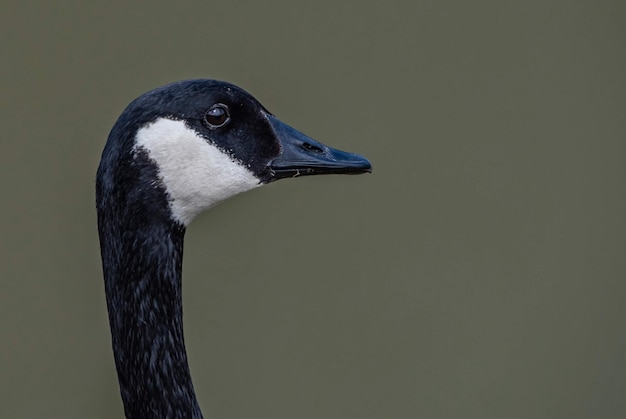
(96, 79), (371, 418)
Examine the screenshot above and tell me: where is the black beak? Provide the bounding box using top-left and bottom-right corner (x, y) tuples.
(267, 115), (372, 180)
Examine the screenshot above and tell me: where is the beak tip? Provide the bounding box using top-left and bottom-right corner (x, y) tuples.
(349, 154), (372, 174)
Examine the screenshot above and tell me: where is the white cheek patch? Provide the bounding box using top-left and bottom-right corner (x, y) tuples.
(134, 117), (261, 226)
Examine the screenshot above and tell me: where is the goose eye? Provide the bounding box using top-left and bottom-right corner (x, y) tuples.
(205, 104), (230, 128)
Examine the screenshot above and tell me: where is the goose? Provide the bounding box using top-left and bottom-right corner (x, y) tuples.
(96, 79), (371, 418)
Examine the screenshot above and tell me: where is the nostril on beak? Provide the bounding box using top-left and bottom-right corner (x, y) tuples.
(301, 142), (324, 153)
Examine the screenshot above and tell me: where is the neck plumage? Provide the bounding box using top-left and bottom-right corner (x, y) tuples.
(97, 151), (203, 418)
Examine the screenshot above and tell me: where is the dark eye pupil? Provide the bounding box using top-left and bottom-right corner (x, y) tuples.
(205, 105), (229, 127)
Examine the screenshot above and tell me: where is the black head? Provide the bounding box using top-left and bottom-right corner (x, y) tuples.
(98, 79), (371, 225)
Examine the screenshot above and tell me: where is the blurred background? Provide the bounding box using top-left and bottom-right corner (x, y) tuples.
(2, 1), (625, 418)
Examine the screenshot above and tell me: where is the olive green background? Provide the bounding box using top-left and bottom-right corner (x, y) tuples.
(2, 1), (625, 418)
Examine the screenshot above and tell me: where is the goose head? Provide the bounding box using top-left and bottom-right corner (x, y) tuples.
(98, 79), (371, 227)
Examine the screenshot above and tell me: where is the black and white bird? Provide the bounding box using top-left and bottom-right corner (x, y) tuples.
(96, 79), (371, 418)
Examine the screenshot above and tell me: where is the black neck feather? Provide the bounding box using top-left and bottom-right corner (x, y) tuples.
(97, 147), (203, 418)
